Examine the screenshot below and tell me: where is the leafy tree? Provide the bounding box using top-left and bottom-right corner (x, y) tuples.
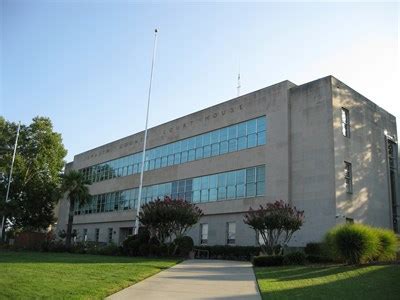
(139, 196), (203, 245)
(244, 200), (304, 255)
(60, 170), (91, 247)
(0, 117), (67, 238)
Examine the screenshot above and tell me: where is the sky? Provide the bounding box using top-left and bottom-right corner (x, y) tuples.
(1, 1), (399, 162)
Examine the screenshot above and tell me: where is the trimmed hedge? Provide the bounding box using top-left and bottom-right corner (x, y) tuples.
(284, 251), (306, 265)
(253, 255), (284, 267)
(195, 245), (261, 261)
(324, 224), (398, 265)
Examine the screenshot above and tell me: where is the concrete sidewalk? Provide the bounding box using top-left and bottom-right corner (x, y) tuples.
(106, 259), (261, 300)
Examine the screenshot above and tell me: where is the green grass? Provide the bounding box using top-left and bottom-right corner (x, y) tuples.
(0, 251), (179, 299)
(255, 264), (400, 300)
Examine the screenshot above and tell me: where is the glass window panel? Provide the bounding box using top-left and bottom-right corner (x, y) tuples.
(257, 166), (265, 182)
(203, 145), (211, 158)
(211, 131), (219, 143)
(193, 178), (201, 190)
(167, 144), (174, 155)
(220, 141), (228, 154)
(155, 158), (161, 169)
(168, 155), (174, 166)
(188, 137), (196, 150)
(161, 156), (167, 167)
(227, 186), (236, 199)
(228, 139), (237, 152)
(174, 141), (181, 153)
(174, 153), (181, 165)
(193, 190), (201, 203)
(171, 181), (178, 194)
(218, 187), (226, 200)
(196, 135), (203, 148)
(238, 123), (246, 137)
(209, 175), (217, 188)
(257, 182), (265, 196)
(227, 172), (236, 185)
(185, 179), (193, 191)
(178, 180), (185, 192)
(181, 151), (188, 163)
(161, 145), (168, 156)
(257, 131), (266, 145)
(201, 189), (209, 202)
(211, 143), (219, 156)
(195, 147), (203, 160)
(188, 149), (195, 161)
(246, 183), (256, 197)
(220, 128), (228, 141)
(237, 184), (245, 198)
(228, 125), (237, 139)
(209, 188), (217, 201)
(181, 140), (188, 151)
(247, 119), (257, 134)
(257, 117), (266, 132)
(203, 133), (211, 146)
(236, 169), (246, 184)
(246, 168), (256, 183)
(248, 133), (257, 148)
(201, 176), (209, 189)
(238, 136), (247, 150)
(218, 173), (226, 187)
(185, 191), (192, 202)
(149, 160), (155, 170)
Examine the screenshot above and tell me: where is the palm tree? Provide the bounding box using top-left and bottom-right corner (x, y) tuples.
(61, 170), (91, 247)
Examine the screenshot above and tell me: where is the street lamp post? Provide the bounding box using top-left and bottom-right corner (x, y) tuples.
(134, 29), (158, 235)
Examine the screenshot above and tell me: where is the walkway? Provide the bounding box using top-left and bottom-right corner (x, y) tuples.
(107, 259), (261, 300)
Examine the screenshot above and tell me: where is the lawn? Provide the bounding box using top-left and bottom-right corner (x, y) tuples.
(255, 264), (400, 300)
(0, 251), (179, 299)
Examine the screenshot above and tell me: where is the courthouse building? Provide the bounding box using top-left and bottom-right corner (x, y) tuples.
(56, 76), (399, 246)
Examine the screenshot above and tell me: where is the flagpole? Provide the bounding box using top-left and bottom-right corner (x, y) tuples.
(134, 29), (158, 235)
(1, 121), (21, 241)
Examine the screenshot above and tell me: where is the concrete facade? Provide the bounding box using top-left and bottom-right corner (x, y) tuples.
(56, 76), (399, 247)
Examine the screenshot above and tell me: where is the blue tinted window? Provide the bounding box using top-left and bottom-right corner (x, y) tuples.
(238, 136), (247, 150)
(203, 145), (211, 158)
(248, 134), (257, 148)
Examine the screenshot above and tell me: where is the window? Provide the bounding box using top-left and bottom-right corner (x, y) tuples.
(95, 228), (100, 243)
(108, 228), (113, 244)
(74, 165), (266, 215)
(341, 108), (350, 137)
(226, 222), (236, 245)
(83, 229), (88, 242)
(200, 224), (208, 245)
(78, 116), (267, 183)
(344, 161), (353, 194)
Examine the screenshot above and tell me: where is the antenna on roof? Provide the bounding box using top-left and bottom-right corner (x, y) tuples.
(237, 60), (241, 97)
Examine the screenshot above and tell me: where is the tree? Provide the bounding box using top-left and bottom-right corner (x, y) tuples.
(244, 200), (304, 255)
(0, 117), (67, 238)
(139, 196), (203, 245)
(60, 170), (91, 247)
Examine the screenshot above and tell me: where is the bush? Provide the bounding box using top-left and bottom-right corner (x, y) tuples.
(122, 236), (141, 256)
(174, 236), (194, 257)
(284, 251), (306, 265)
(253, 255), (284, 267)
(305, 243), (323, 256)
(96, 243), (120, 256)
(195, 245), (261, 261)
(374, 228), (398, 261)
(324, 224), (380, 264)
(306, 255), (333, 264)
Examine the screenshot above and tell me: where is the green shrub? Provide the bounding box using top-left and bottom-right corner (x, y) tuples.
(195, 245), (261, 261)
(374, 228), (398, 261)
(284, 251), (306, 265)
(306, 255), (333, 264)
(174, 236), (194, 257)
(324, 224), (380, 264)
(252, 255), (284, 267)
(305, 243), (323, 256)
(96, 244), (120, 256)
(122, 236), (141, 256)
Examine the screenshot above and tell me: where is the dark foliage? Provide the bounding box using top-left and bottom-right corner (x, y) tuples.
(252, 255), (284, 267)
(195, 245), (262, 261)
(284, 251), (306, 265)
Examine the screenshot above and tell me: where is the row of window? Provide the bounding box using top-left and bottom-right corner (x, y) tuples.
(80, 116), (267, 183)
(74, 165), (266, 215)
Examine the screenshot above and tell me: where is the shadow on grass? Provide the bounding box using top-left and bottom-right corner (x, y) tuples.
(0, 250), (179, 267)
(256, 265), (400, 300)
